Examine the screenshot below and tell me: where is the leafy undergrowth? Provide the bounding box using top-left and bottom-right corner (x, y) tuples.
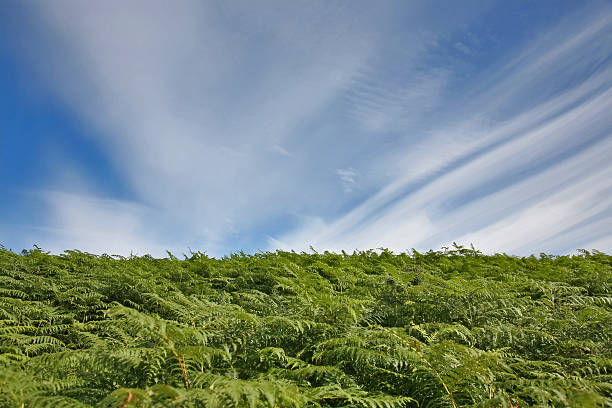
(0, 245), (611, 408)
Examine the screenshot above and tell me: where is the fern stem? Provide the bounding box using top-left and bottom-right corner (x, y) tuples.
(380, 326), (458, 408)
(161, 334), (189, 391)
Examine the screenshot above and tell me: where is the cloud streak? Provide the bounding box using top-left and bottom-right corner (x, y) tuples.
(4, 1), (612, 256)
(17, 0), (384, 255)
(274, 5), (612, 255)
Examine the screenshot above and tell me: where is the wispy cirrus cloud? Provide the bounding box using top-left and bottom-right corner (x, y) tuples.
(337, 168), (359, 193)
(34, 191), (168, 256)
(14, 0), (385, 255)
(273, 5), (612, 255)
(3, 1), (611, 256)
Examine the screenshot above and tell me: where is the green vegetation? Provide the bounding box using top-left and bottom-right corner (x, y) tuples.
(0, 245), (611, 407)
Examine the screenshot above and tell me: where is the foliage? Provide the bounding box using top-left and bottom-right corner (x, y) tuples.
(0, 244), (610, 407)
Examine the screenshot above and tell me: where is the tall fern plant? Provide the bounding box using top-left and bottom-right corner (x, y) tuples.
(0, 245), (610, 407)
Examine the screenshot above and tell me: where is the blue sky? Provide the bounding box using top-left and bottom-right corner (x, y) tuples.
(1, 0), (611, 257)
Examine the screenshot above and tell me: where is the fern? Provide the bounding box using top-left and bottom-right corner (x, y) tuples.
(0, 247), (610, 407)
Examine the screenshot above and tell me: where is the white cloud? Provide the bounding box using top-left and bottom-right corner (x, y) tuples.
(447, 148), (612, 254)
(269, 145), (292, 157)
(343, 67), (450, 133)
(580, 235), (612, 254)
(337, 168), (358, 193)
(29, 192), (170, 256)
(11, 1), (612, 256)
(23, 1), (383, 253)
(273, 8), (612, 255)
(454, 41), (473, 55)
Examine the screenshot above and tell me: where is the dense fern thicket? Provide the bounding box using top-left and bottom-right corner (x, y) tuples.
(0, 246), (611, 408)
